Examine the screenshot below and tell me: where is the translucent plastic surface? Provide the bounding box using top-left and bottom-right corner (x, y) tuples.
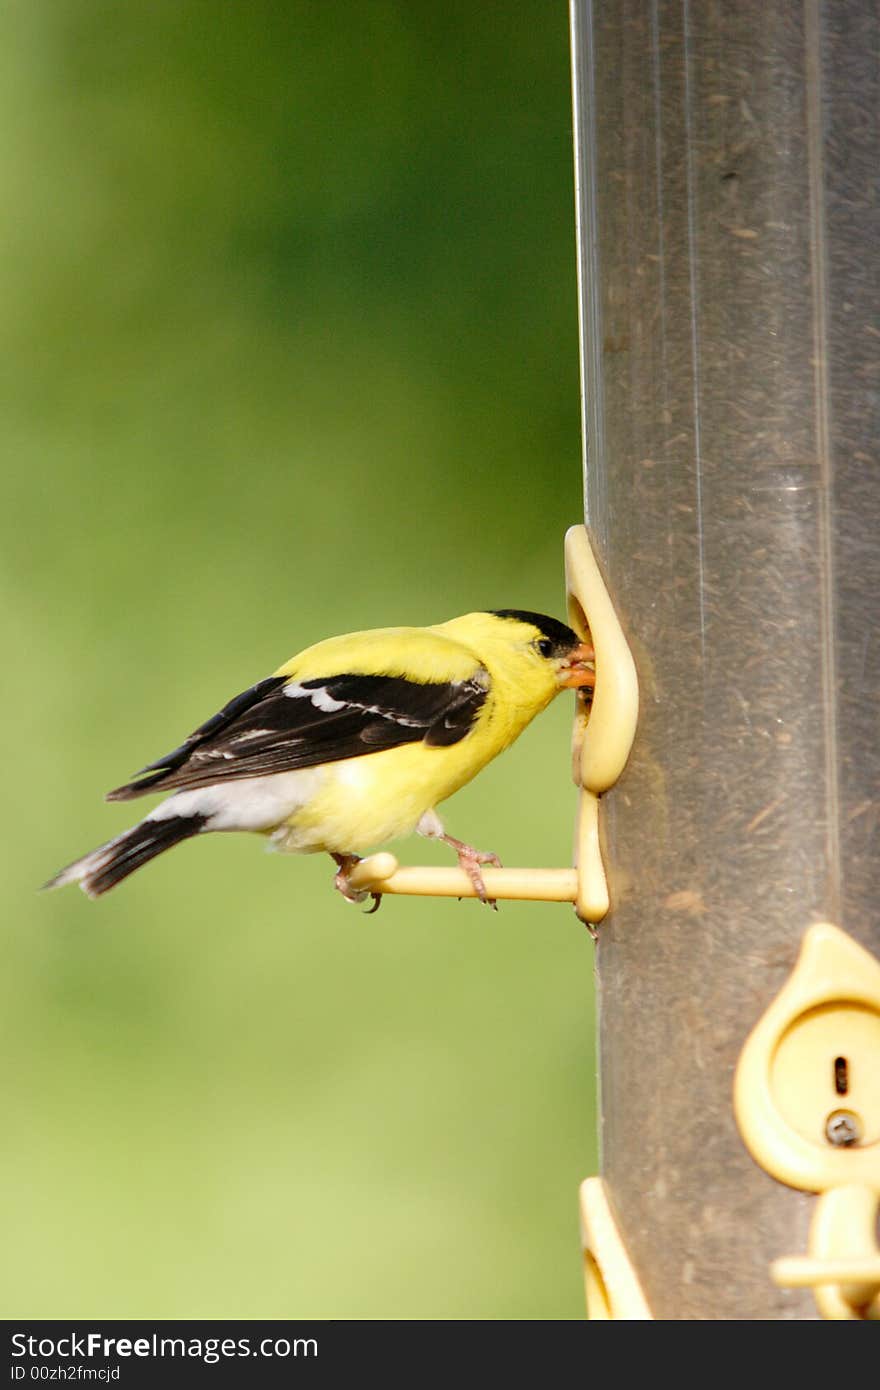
(571, 0), (879, 1319)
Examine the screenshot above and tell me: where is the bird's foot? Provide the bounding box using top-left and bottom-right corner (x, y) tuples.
(441, 835), (502, 910)
(332, 853), (365, 902)
(330, 853), (382, 913)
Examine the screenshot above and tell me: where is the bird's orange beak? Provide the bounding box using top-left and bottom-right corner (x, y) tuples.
(556, 641), (596, 689)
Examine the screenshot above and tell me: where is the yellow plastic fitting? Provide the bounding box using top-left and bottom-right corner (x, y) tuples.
(579, 1177), (653, 1319)
(564, 523), (639, 923)
(734, 923), (880, 1319)
(564, 524), (639, 796)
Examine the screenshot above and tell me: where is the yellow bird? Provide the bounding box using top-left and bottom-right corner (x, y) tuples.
(45, 610), (594, 905)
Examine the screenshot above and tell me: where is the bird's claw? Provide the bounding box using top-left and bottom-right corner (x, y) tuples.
(334, 870), (368, 905)
(456, 847), (502, 910)
(332, 853), (372, 907)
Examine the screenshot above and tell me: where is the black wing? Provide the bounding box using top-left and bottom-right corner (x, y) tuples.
(106, 671), (490, 801)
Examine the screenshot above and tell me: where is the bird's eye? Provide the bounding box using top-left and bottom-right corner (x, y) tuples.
(535, 638), (554, 658)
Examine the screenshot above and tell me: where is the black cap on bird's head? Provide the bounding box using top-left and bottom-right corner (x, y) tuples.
(488, 609), (579, 655)
(487, 609), (594, 690)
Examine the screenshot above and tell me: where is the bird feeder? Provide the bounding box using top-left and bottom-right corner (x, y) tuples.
(570, 0), (880, 1319)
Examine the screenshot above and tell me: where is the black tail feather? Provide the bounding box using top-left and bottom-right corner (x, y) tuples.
(43, 815), (207, 898)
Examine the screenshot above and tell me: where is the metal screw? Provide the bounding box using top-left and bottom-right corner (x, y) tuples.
(825, 1109), (862, 1147)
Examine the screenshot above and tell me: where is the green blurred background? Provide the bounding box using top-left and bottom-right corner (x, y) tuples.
(2, 1), (595, 1319)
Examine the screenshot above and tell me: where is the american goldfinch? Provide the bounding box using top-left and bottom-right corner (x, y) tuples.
(45, 610), (594, 905)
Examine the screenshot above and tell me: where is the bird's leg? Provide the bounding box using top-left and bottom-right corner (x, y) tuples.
(444, 835), (503, 910)
(330, 853), (382, 913)
(416, 810), (502, 909)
